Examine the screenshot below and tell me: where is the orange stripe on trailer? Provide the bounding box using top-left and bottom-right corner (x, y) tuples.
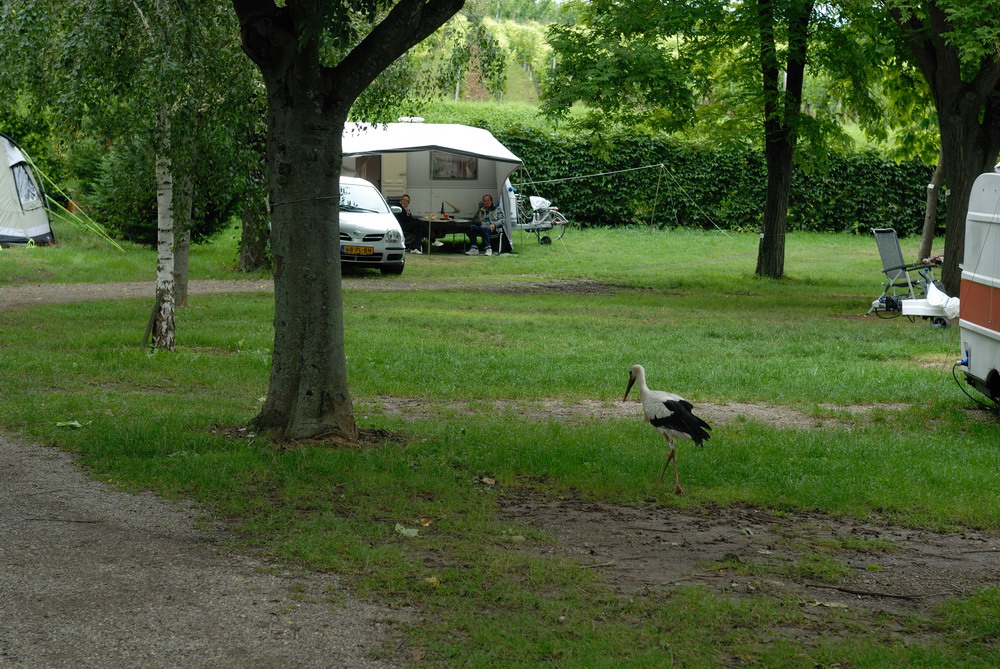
(960, 279), (1000, 333)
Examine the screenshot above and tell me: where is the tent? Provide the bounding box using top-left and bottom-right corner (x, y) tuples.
(341, 122), (522, 249)
(0, 133), (53, 245)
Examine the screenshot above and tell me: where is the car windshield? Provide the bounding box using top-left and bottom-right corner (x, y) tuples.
(340, 183), (389, 214)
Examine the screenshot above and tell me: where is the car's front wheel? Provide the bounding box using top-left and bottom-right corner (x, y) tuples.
(380, 263), (405, 276)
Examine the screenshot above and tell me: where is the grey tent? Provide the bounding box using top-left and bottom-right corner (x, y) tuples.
(0, 133), (54, 245)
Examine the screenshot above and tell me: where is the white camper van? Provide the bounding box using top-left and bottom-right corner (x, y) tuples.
(959, 166), (1000, 403)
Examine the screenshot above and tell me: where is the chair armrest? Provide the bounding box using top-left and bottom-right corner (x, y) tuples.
(883, 261), (936, 273)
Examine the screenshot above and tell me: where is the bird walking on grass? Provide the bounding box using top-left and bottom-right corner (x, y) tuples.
(623, 364), (712, 494)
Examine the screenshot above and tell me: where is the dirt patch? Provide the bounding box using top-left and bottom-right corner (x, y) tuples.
(0, 280), (276, 308)
(498, 496), (1000, 618)
(495, 278), (621, 295)
(363, 396), (918, 430)
(0, 277), (626, 308)
(1, 434), (410, 668)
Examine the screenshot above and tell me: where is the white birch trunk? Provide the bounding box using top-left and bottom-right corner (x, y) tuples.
(151, 152), (176, 350)
(918, 152), (944, 263)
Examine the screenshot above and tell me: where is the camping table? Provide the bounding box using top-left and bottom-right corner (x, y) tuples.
(418, 215), (473, 253)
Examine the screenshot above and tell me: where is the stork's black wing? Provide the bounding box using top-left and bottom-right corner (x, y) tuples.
(651, 399), (712, 446)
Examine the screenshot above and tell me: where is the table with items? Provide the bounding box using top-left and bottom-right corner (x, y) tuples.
(417, 214), (474, 249)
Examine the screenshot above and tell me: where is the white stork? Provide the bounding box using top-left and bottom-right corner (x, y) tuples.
(623, 364), (712, 494)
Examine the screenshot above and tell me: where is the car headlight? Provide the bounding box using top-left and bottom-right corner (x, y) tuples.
(386, 229), (402, 243)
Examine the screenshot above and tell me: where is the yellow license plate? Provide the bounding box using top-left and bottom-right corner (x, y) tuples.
(342, 245), (374, 255)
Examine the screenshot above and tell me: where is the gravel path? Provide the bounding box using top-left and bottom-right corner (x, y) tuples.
(0, 276), (612, 309)
(0, 434), (409, 668)
(0, 280), (276, 308)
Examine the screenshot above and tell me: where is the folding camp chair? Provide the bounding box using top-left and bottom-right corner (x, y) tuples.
(867, 227), (942, 317)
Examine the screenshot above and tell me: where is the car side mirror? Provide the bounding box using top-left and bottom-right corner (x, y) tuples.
(390, 206), (402, 214)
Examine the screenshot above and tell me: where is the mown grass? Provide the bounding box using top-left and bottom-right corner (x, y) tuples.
(2, 219), (999, 666)
(2, 215), (268, 284)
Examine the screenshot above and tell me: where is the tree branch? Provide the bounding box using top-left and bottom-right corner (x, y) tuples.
(967, 61), (1000, 102)
(231, 0), (294, 70)
(889, 5), (939, 92)
(925, 0), (962, 89)
(782, 0), (814, 122)
(330, 0), (465, 102)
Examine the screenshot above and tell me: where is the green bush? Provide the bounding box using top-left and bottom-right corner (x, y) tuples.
(85, 140), (241, 247)
(499, 130), (942, 235)
(419, 102), (942, 236)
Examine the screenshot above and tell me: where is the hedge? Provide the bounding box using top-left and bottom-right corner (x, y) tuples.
(489, 128), (943, 237)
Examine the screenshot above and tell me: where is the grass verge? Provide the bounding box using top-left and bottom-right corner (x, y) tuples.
(2, 226), (999, 665)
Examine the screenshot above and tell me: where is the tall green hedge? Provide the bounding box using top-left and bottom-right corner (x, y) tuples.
(490, 128), (942, 236)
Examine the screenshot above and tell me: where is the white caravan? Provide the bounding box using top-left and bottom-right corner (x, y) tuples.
(959, 165), (1000, 403)
(341, 122), (522, 250)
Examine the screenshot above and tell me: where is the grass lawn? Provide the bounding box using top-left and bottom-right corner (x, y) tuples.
(2, 219), (999, 666)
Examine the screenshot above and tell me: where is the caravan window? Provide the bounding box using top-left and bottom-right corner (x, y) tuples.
(431, 151), (477, 180)
(12, 163), (41, 206)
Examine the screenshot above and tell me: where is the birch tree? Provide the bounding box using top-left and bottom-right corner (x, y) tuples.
(0, 0), (259, 348)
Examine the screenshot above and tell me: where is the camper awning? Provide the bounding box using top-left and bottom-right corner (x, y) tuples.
(342, 123), (522, 167)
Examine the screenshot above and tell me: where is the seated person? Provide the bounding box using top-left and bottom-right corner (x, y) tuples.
(395, 194), (441, 253)
(465, 193), (498, 256)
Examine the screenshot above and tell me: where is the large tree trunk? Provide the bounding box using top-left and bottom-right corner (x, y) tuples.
(246, 22), (357, 442)
(754, 0), (812, 280)
(233, 0), (464, 442)
(892, 1), (1000, 296)
(254, 97), (356, 441)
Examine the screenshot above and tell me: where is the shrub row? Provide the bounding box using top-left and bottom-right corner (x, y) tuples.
(489, 128), (942, 236)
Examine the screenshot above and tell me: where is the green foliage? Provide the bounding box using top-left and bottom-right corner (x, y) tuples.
(408, 14), (510, 101)
(0, 0), (263, 237)
(0, 93), (74, 197)
(466, 0), (567, 24)
(542, 4), (696, 133)
(399, 101), (941, 235)
(490, 126), (941, 235)
(85, 140), (239, 246)
(418, 99), (565, 132)
(930, 0), (1000, 65)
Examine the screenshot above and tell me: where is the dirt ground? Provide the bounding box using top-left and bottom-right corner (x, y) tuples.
(0, 276), (616, 308)
(500, 497), (1000, 618)
(4, 278), (1000, 661)
(367, 395), (1000, 626)
(0, 434), (413, 668)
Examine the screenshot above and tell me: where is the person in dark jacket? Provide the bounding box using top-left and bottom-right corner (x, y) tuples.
(395, 194), (440, 253)
(465, 194), (497, 256)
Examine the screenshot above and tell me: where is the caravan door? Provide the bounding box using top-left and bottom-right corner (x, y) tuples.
(381, 153), (407, 198)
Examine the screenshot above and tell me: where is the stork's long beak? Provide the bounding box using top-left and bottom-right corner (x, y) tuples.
(623, 375), (635, 402)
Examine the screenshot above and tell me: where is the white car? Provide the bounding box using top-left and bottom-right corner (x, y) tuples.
(338, 177), (406, 275)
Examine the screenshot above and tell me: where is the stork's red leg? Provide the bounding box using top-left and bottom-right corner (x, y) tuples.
(658, 441), (676, 484)
(657, 455), (671, 483)
(672, 450), (683, 495)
